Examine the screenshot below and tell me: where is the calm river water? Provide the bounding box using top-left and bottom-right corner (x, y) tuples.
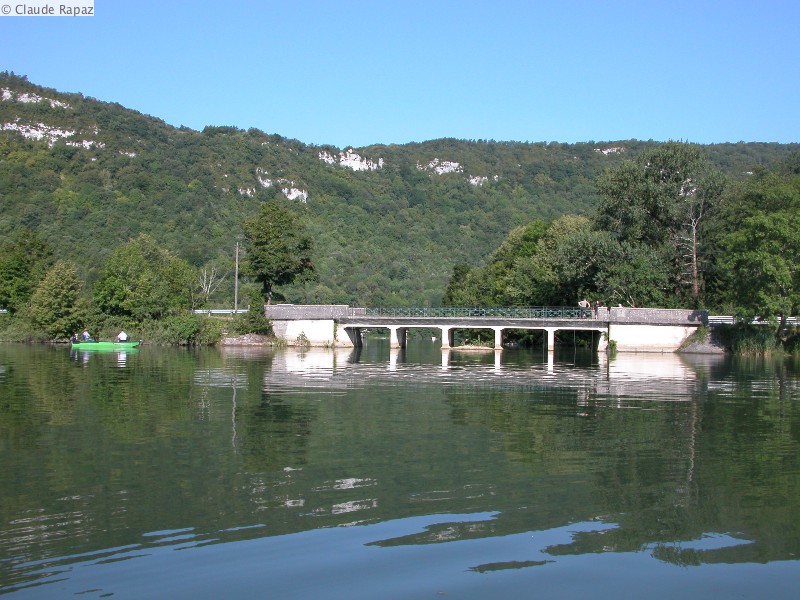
(1, 341), (799, 599)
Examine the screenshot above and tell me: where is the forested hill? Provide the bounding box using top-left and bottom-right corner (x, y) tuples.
(2, 72), (798, 306)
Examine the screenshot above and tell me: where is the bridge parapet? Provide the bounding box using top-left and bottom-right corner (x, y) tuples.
(356, 306), (592, 319)
(264, 304), (350, 320)
(262, 305), (707, 326)
(609, 307), (707, 325)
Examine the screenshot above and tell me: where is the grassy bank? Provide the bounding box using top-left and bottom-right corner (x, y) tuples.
(713, 323), (800, 356)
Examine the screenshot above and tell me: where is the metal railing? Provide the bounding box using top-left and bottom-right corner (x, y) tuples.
(357, 306), (593, 319)
(707, 315), (799, 326)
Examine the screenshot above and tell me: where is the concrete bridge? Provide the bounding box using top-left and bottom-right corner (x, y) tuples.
(264, 305), (708, 353)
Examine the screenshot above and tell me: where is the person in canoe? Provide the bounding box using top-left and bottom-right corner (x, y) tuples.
(116, 330), (128, 342)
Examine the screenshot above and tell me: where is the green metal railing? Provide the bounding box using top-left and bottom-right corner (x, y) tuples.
(359, 306), (592, 319)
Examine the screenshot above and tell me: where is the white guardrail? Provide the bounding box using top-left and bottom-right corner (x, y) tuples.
(707, 315), (798, 325)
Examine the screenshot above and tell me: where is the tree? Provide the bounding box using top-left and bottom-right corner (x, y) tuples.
(593, 242), (672, 308)
(595, 142), (725, 303)
(27, 260), (86, 339)
(717, 163), (800, 336)
(194, 263), (227, 308)
(0, 229), (53, 314)
(93, 234), (195, 320)
(242, 201), (314, 303)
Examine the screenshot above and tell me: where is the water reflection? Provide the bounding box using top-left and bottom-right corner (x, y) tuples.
(1, 343), (799, 598)
(254, 346), (727, 405)
(70, 348), (139, 367)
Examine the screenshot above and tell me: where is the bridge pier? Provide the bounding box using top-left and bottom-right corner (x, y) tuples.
(389, 326), (407, 349)
(493, 327), (503, 350)
(545, 328), (557, 351)
(440, 327), (454, 349)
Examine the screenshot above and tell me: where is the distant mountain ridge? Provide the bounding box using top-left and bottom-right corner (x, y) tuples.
(2, 72), (798, 305)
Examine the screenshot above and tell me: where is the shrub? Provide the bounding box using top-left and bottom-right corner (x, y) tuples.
(139, 314), (224, 345)
(715, 324), (780, 355)
(229, 291), (272, 335)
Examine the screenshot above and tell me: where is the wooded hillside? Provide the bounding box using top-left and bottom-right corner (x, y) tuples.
(2, 72), (798, 306)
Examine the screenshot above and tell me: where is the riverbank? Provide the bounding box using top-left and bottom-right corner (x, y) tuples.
(219, 334), (272, 346)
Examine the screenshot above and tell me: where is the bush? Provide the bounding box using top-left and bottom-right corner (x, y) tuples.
(782, 328), (800, 354)
(0, 314), (45, 342)
(138, 314), (224, 345)
(229, 311), (272, 336)
(229, 292), (272, 335)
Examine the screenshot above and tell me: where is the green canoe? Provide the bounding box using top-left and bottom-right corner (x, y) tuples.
(71, 340), (141, 351)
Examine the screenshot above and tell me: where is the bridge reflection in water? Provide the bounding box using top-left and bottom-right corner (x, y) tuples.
(238, 345), (721, 405)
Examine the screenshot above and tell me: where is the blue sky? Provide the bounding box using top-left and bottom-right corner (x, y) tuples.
(2, 0), (798, 148)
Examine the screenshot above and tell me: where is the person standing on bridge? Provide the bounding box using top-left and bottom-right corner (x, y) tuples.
(578, 298), (590, 318)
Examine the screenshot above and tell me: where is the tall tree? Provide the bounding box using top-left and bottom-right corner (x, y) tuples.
(595, 142), (725, 303)
(717, 161), (800, 336)
(93, 234), (195, 320)
(242, 201), (314, 303)
(27, 260), (86, 339)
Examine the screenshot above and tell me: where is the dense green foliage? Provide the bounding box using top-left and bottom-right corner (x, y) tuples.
(715, 161), (800, 336)
(26, 260), (86, 339)
(93, 233), (195, 320)
(0, 229), (53, 313)
(595, 142), (725, 302)
(444, 147), (800, 344)
(1, 74), (799, 348)
(242, 201), (314, 302)
(2, 72), (799, 311)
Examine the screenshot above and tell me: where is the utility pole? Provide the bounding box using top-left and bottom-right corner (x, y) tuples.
(234, 241), (239, 313)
